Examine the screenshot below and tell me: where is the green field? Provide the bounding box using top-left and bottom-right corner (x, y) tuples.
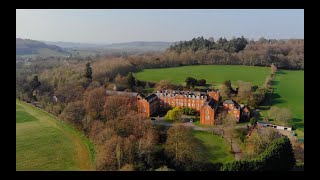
(16, 100), (94, 170)
(271, 70), (304, 137)
(193, 131), (234, 164)
(135, 65), (271, 86)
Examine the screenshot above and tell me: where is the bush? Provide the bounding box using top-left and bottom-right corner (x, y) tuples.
(250, 117), (257, 125)
(197, 79), (206, 86)
(165, 107), (182, 121)
(180, 107), (196, 115)
(221, 137), (296, 171)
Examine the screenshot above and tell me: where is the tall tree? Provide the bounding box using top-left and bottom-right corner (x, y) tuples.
(85, 62), (93, 81)
(165, 125), (201, 169)
(223, 114), (237, 152)
(84, 87), (106, 119)
(185, 77), (198, 89)
(127, 72), (136, 89)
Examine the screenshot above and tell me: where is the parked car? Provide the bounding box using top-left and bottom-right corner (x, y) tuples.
(151, 118), (156, 120)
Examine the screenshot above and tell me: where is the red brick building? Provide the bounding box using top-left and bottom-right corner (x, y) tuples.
(137, 90), (220, 125)
(223, 99), (241, 122)
(155, 90), (210, 111)
(200, 98), (218, 125)
(106, 89), (245, 125)
(137, 94), (159, 117)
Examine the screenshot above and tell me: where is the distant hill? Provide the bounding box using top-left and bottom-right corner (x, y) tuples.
(42, 40), (107, 49)
(43, 40), (173, 52)
(104, 41), (173, 51)
(16, 38), (69, 58)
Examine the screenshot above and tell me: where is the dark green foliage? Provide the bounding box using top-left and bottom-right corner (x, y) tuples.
(85, 62), (93, 81)
(180, 107), (196, 115)
(185, 77), (198, 88)
(127, 72), (136, 88)
(30, 75), (41, 90)
(250, 117), (257, 125)
(169, 36), (248, 53)
(221, 137), (296, 171)
(197, 79), (206, 86)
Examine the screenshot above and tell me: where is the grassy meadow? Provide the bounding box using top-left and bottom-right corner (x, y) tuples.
(193, 131), (234, 164)
(134, 65), (271, 86)
(271, 70), (304, 137)
(16, 100), (94, 170)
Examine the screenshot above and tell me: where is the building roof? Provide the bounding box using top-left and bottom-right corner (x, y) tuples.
(155, 90), (207, 99)
(223, 99), (234, 104)
(203, 98), (218, 110)
(145, 93), (158, 103)
(106, 90), (138, 97)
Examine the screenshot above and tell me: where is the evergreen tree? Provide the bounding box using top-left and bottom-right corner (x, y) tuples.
(127, 72), (136, 89)
(85, 62), (93, 81)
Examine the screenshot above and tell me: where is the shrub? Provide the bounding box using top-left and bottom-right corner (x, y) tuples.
(221, 137), (296, 171)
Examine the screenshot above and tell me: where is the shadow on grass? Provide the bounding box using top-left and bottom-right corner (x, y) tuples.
(271, 93), (286, 106)
(272, 80), (280, 86)
(292, 118), (304, 129)
(193, 131), (232, 164)
(276, 70), (287, 75)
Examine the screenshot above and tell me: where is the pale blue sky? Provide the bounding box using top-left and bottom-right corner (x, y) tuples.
(16, 9), (304, 44)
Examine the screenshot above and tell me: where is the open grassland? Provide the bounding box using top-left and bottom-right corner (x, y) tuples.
(272, 70), (304, 137)
(193, 131), (234, 164)
(135, 65), (271, 86)
(16, 100), (94, 170)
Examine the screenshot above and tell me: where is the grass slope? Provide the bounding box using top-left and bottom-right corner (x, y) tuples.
(16, 100), (94, 170)
(193, 131), (234, 164)
(135, 65), (271, 86)
(272, 70), (304, 137)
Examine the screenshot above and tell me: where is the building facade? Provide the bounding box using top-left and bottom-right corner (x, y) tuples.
(155, 90), (209, 111)
(199, 98), (218, 125)
(223, 99), (241, 122)
(137, 90), (220, 125)
(137, 94), (159, 117)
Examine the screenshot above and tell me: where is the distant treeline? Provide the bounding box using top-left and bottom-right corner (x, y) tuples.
(127, 37), (304, 70)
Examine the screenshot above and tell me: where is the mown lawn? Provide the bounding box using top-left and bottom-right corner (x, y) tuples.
(16, 100), (94, 170)
(192, 131), (234, 164)
(135, 65), (271, 86)
(271, 70), (304, 137)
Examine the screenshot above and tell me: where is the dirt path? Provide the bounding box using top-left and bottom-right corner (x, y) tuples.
(18, 101), (93, 170)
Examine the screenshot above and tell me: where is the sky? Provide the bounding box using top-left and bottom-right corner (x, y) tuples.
(16, 9), (304, 44)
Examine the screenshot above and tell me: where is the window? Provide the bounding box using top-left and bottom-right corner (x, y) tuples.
(206, 115), (210, 120)
(206, 110), (209, 114)
(142, 108), (146, 112)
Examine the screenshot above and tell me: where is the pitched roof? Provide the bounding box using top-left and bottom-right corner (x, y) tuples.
(145, 93), (158, 103)
(223, 99), (234, 104)
(106, 90), (138, 97)
(203, 98), (217, 110)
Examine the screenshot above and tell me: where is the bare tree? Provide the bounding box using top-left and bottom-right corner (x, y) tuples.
(223, 114), (237, 152)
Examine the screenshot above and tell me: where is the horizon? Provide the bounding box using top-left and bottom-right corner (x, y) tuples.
(16, 9), (304, 44)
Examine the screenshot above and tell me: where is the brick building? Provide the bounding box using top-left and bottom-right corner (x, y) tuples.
(134, 89), (249, 125)
(223, 99), (241, 122)
(200, 98), (218, 125)
(137, 94), (159, 117)
(155, 90), (209, 111)
(136, 90), (220, 125)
